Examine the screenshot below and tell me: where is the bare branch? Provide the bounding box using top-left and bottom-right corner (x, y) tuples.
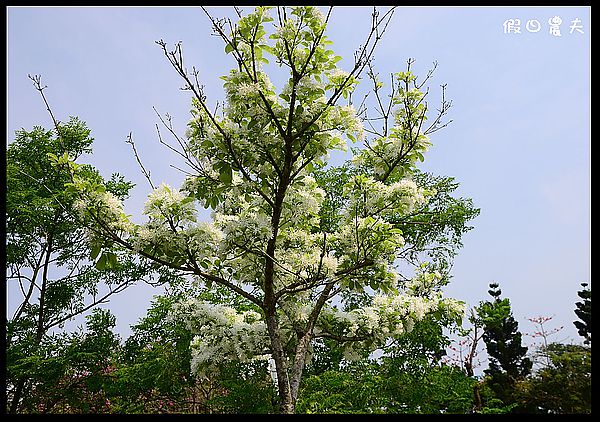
(28, 74), (63, 144)
(294, 7), (396, 142)
(125, 132), (155, 190)
(424, 83), (453, 135)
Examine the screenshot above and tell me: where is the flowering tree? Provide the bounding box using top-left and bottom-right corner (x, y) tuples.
(66, 6), (475, 413)
(525, 315), (564, 370)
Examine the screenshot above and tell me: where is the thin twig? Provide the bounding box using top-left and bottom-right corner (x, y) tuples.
(125, 132), (155, 190)
(28, 74), (63, 146)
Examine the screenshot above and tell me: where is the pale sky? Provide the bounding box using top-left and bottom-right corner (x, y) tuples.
(7, 6), (591, 349)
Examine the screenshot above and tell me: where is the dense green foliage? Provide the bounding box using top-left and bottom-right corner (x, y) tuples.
(476, 283), (532, 407)
(573, 283), (591, 345)
(6, 277), (591, 414)
(516, 343), (591, 414)
(296, 316), (475, 414)
(7, 309), (121, 413)
(5, 118), (165, 413)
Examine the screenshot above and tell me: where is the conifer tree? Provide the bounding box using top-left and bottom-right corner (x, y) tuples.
(477, 283), (532, 406)
(573, 282), (591, 345)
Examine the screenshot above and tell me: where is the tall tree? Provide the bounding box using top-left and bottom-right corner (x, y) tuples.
(66, 6), (477, 413)
(573, 282), (591, 345)
(5, 78), (158, 412)
(477, 283), (532, 408)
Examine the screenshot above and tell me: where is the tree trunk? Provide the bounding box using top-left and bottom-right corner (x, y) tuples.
(264, 311), (295, 413)
(9, 230), (55, 413)
(473, 382), (483, 412)
(9, 379), (27, 413)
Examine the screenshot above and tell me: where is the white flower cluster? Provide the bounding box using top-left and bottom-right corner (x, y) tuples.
(392, 86), (426, 121)
(327, 68), (351, 87)
(183, 222), (224, 263)
(327, 104), (364, 141)
(237, 82), (261, 98)
(389, 179), (427, 212)
(316, 278), (465, 360)
(133, 222), (174, 251)
(351, 78), (433, 178)
(143, 183), (196, 225)
(369, 132), (432, 178)
(438, 297), (466, 318)
(223, 69), (280, 123)
(273, 6), (325, 67)
(280, 298), (314, 324)
(281, 76), (325, 104)
(281, 176), (325, 225)
(174, 299), (269, 376)
(275, 19), (296, 40)
(297, 75), (325, 96)
(185, 111), (219, 149)
(275, 100), (361, 168)
(402, 265), (465, 316)
(214, 208), (273, 246)
(74, 190), (133, 235)
(274, 224), (341, 289)
(301, 6), (326, 27)
(345, 176), (427, 219)
(130, 183), (222, 261)
(278, 245), (340, 286)
(405, 266), (443, 296)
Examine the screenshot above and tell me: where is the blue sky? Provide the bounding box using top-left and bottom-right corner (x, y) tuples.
(7, 6), (591, 348)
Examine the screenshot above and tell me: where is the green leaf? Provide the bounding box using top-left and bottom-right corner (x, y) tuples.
(95, 253), (108, 270)
(261, 44), (274, 55)
(219, 164), (233, 184)
(106, 252), (118, 269)
(47, 152), (59, 164)
(90, 244), (102, 260)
